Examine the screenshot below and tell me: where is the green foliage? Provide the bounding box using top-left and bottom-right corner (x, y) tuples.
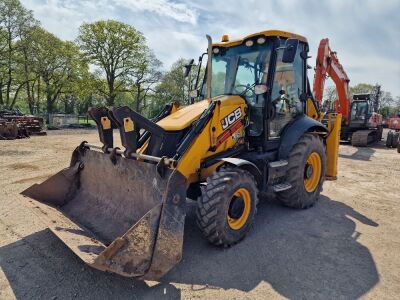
(0, 0), (38, 109)
(350, 83), (375, 95)
(151, 59), (189, 112)
(77, 20), (147, 106)
(30, 28), (87, 114)
(129, 50), (162, 113)
(3, 0), (398, 122)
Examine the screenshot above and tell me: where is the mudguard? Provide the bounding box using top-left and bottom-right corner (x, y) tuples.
(278, 115), (327, 160)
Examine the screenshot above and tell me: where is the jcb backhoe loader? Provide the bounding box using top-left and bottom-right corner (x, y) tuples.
(21, 30), (342, 280)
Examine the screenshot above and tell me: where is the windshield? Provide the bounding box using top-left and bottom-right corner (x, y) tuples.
(203, 41), (273, 99)
(351, 101), (368, 121)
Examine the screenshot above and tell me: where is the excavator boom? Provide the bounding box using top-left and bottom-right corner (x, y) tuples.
(313, 38), (351, 124)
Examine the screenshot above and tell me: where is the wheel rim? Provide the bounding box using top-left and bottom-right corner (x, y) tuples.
(227, 188), (251, 230)
(304, 152), (322, 193)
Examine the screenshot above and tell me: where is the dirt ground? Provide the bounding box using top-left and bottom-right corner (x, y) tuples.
(0, 129), (399, 299)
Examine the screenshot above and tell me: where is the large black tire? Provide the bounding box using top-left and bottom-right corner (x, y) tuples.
(386, 131), (393, 148)
(397, 141), (400, 153)
(196, 168), (259, 247)
(392, 132), (399, 148)
(377, 126), (383, 141)
(277, 133), (326, 209)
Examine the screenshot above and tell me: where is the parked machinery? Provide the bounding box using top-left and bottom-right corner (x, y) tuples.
(313, 39), (383, 147)
(386, 113), (400, 151)
(0, 108), (46, 139)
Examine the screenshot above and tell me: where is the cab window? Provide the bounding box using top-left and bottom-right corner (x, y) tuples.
(269, 41), (304, 138)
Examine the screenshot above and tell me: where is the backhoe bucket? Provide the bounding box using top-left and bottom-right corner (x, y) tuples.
(21, 146), (186, 280)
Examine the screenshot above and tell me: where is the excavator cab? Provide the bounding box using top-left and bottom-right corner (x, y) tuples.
(350, 98), (370, 125)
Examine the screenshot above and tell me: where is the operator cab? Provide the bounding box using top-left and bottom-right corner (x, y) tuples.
(195, 30), (309, 149)
(350, 94), (372, 126)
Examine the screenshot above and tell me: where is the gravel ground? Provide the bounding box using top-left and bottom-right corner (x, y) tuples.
(0, 129), (399, 299)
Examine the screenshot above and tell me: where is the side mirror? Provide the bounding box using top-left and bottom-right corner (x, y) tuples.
(282, 38), (299, 63)
(184, 59), (195, 78)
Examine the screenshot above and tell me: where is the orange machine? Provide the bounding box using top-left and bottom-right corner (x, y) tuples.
(313, 38), (350, 123)
(313, 39), (383, 146)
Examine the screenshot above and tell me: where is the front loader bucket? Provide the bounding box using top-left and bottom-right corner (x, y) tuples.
(21, 147), (186, 280)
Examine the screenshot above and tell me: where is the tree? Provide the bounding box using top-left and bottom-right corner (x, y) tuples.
(77, 20), (147, 106)
(0, 0), (38, 109)
(31, 28), (87, 115)
(129, 50), (162, 113)
(350, 83), (374, 95)
(322, 86), (337, 111)
(154, 59), (189, 103)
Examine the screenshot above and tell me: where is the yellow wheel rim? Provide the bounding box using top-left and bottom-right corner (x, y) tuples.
(227, 188), (251, 230)
(304, 152), (322, 193)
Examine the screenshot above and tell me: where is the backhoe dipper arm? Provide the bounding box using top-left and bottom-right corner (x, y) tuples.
(313, 38), (351, 124)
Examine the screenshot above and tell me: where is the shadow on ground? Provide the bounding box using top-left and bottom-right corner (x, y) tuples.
(339, 140), (394, 161)
(0, 196), (379, 299)
(339, 147), (376, 161)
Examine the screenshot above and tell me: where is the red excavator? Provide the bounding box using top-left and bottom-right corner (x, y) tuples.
(313, 39), (383, 147)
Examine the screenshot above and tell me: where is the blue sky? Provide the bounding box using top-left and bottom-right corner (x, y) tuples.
(21, 0), (400, 97)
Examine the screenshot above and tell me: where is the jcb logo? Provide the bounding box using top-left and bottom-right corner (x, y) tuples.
(221, 107), (242, 130)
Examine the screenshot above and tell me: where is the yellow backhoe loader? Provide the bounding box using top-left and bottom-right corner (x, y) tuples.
(21, 30), (341, 280)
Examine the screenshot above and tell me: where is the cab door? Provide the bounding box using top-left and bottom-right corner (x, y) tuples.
(268, 41), (305, 139)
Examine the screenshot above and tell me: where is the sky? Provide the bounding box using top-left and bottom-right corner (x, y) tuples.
(21, 0), (400, 97)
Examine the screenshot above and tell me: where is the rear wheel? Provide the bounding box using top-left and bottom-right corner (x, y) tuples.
(377, 125), (383, 141)
(392, 132), (399, 148)
(196, 168), (258, 247)
(277, 133), (326, 209)
(386, 131), (393, 148)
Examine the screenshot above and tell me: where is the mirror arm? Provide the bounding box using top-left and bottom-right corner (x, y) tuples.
(206, 35), (213, 100)
(194, 53), (205, 92)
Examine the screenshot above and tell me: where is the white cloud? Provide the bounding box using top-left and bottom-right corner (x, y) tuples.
(20, 0), (400, 96)
(114, 0), (197, 24)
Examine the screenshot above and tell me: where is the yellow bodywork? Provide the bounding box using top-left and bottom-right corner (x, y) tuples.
(306, 98), (340, 180)
(325, 113), (342, 180)
(213, 29), (307, 47)
(101, 116), (111, 130)
(156, 96), (247, 184)
(157, 100), (209, 131)
(306, 98), (323, 122)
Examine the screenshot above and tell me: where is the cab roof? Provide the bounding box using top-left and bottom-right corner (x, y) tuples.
(212, 29), (307, 47)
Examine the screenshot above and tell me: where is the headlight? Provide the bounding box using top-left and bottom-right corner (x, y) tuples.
(245, 39), (254, 47)
(212, 47), (220, 54)
(257, 37), (266, 44)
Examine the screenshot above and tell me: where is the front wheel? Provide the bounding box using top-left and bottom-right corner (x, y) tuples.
(196, 168), (259, 247)
(277, 133), (326, 209)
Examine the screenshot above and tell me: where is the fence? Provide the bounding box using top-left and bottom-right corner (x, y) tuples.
(48, 114), (79, 126)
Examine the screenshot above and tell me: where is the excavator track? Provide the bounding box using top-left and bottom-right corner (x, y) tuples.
(351, 130), (377, 147)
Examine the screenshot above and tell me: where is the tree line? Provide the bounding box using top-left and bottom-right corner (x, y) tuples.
(0, 0), (192, 118)
(1, 0), (399, 119)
